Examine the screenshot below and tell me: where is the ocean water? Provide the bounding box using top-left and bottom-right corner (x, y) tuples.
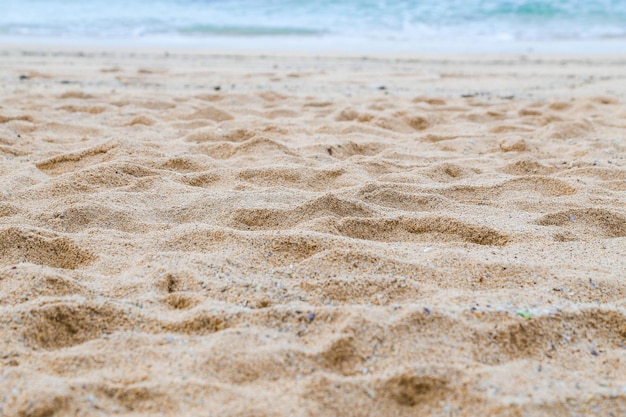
(2, 0), (626, 51)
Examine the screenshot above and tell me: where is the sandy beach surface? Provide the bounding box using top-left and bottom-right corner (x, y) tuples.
(1, 46), (625, 416)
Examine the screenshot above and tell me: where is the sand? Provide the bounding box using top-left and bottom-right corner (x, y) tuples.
(0, 46), (625, 416)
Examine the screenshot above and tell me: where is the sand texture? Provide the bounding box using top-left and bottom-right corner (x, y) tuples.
(1, 48), (626, 416)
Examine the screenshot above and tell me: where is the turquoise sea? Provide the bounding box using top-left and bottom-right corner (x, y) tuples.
(2, 0), (626, 52)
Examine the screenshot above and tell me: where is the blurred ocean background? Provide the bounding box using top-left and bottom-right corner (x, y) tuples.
(2, 0), (626, 52)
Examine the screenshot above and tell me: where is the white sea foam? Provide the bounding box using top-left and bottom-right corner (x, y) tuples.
(2, 0), (626, 52)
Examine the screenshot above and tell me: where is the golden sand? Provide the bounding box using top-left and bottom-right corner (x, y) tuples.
(1, 47), (625, 416)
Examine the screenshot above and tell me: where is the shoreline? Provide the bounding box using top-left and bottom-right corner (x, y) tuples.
(3, 34), (626, 55)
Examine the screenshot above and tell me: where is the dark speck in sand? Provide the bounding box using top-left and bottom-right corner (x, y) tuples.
(213, 86), (221, 91)
(19, 75), (29, 81)
(424, 307), (431, 314)
(306, 312), (315, 323)
(378, 85), (386, 90)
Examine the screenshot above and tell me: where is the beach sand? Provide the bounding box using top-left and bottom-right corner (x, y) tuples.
(1, 46), (625, 416)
